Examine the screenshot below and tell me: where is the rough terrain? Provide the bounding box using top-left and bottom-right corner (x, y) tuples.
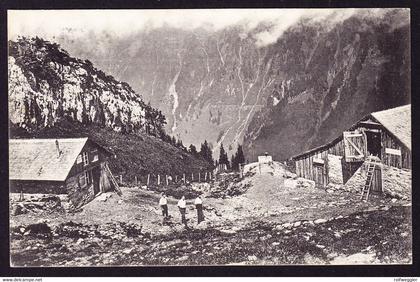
(10, 161), (412, 266)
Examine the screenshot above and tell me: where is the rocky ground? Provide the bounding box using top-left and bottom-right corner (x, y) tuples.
(9, 161), (412, 266)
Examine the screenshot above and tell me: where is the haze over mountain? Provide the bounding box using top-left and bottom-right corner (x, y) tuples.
(8, 8), (410, 160)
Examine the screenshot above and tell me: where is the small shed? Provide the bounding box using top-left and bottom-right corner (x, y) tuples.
(291, 104), (411, 188)
(9, 137), (119, 210)
(258, 152), (273, 164)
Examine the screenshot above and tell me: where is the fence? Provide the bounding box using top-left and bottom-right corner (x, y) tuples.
(116, 171), (216, 187)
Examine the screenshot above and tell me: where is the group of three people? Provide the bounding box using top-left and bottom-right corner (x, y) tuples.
(159, 193), (205, 225)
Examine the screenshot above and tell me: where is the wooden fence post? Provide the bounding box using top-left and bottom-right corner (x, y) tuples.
(158, 174), (160, 185)
(166, 175), (169, 186)
(175, 175), (178, 182)
(135, 176), (138, 185)
(147, 174), (150, 186)
(191, 173), (194, 181)
(120, 175), (122, 184)
(198, 172), (201, 182)
(205, 172), (207, 181)
(183, 173), (186, 183)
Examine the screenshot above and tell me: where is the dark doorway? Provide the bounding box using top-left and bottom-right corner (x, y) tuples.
(365, 131), (381, 157)
(92, 167), (101, 195)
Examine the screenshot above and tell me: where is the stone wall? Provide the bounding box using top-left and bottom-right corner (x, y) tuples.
(65, 173), (95, 209)
(344, 163), (411, 199)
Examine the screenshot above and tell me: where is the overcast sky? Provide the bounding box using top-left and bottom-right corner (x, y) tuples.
(8, 9), (398, 46)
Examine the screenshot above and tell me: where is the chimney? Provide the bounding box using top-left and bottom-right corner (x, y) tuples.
(55, 139), (61, 157)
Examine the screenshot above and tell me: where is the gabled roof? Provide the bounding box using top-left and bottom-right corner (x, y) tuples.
(9, 137), (88, 181)
(292, 104), (411, 160)
(371, 104), (411, 151)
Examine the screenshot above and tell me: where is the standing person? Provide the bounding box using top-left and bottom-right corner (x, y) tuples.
(177, 196), (187, 226)
(194, 195), (204, 224)
(159, 193), (169, 219)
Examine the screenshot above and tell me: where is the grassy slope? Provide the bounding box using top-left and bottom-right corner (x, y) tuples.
(9, 119), (213, 183)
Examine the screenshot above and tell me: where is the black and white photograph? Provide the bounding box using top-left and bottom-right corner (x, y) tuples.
(7, 8), (412, 267)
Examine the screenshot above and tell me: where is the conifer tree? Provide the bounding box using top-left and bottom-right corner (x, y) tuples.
(199, 140), (214, 167)
(236, 144), (245, 166)
(189, 144), (198, 156)
(231, 144), (245, 171)
(218, 143), (229, 168)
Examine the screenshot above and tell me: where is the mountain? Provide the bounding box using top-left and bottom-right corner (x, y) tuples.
(8, 37), (167, 136)
(243, 9), (410, 160)
(8, 37), (213, 176)
(46, 9), (410, 160)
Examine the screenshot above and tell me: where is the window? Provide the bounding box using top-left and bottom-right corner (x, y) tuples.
(92, 149), (99, 162)
(86, 170), (92, 185)
(92, 154), (99, 162)
(76, 155), (82, 164)
(79, 173), (86, 187)
(79, 170), (92, 188)
(82, 151), (89, 166)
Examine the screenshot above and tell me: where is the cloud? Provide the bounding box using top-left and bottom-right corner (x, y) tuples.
(8, 8), (407, 47)
(251, 9), (357, 47)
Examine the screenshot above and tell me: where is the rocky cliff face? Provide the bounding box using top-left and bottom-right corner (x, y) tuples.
(243, 10), (410, 160)
(49, 9), (410, 160)
(8, 37), (165, 135)
(8, 37), (213, 175)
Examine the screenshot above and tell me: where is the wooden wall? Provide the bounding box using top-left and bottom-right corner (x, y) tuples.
(380, 130), (411, 169)
(371, 165), (383, 193)
(327, 139), (345, 156)
(9, 180), (67, 194)
(68, 141), (108, 177)
(295, 150), (329, 187)
(294, 120), (411, 187)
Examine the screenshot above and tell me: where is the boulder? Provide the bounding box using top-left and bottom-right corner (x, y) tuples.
(177, 256), (188, 261)
(195, 221), (208, 230)
(122, 248), (134, 254)
(314, 218), (328, 224)
(282, 222), (293, 229)
(247, 255), (258, 261)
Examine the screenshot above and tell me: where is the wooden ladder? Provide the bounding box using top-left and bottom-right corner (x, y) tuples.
(105, 163), (123, 196)
(360, 157), (379, 202)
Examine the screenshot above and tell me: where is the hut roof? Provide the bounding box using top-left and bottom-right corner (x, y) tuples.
(9, 137), (88, 181)
(371, 104), (411, 151)
(291, 104), (411, 160)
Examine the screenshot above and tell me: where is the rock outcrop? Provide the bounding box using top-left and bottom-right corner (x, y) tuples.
(9, 37), (165, 135)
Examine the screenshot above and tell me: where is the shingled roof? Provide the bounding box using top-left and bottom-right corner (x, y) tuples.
(9, 138), (88, 181)
(292, 104), (411, 160)
(371, 104), (411, 151)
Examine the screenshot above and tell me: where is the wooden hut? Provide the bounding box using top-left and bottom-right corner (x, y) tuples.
(9, 137), (119, 209)
(291, 104), (411, 189)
